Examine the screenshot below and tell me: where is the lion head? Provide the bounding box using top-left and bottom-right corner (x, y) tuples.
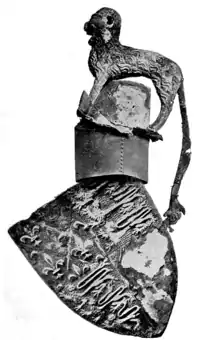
(84, 7), (121, 46)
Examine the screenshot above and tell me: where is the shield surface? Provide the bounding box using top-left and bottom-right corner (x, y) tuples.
(9, 177), (177, 338)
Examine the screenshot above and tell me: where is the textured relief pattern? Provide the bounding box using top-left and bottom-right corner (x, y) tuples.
(84, 7), (184, 132)
(9, 178), (177, 338)
(80, 7), (191, 228)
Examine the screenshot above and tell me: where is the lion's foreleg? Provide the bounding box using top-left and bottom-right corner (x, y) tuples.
(149, 79), (177, 131)
(89, 74), (108, 105)
(149, 100), (174, 131)
(78, 74), (108, 116)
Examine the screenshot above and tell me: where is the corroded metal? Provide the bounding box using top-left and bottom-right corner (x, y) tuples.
(75, 123), (149, 183)
(76, 81), (150, 183)
(9, 178), (177, 338)
(91, 81), (150, 129)
(79, 7), (191, 227)
(8, 6), (191, 339)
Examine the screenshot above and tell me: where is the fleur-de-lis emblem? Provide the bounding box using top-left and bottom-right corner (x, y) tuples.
(42, 253), (65, 279)
(20, 225), (42, 246)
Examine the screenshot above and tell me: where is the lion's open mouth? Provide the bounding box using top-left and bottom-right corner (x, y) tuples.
(84, 22), (99, 45)
(84, 22), (94, 35)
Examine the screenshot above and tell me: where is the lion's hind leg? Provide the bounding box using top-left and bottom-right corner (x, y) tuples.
(149, 76), (180, 131)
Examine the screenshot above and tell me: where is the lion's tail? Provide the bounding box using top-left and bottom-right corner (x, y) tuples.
(170, 81), (191, 200)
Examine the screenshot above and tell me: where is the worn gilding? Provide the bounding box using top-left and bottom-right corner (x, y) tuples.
(8, 179), (177, 338)
(89, 80), (150, 130)
(8, 6), (192, 339)
(75, 81), (150, 183)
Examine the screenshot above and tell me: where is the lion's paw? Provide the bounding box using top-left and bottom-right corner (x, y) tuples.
(164, 198), (185, 226)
